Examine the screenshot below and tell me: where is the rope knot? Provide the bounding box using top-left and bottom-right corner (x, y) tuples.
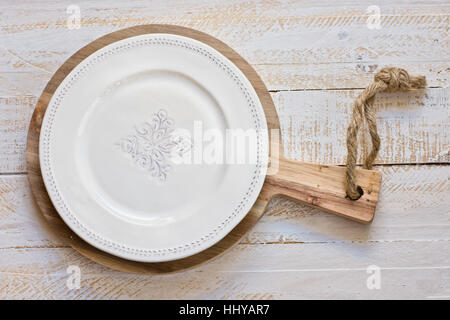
(374, 67), (426, 91)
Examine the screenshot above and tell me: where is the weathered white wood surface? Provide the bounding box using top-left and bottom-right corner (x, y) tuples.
(0, 0), (449, 299)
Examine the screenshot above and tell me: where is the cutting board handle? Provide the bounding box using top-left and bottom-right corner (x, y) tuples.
(262, 156), (382, 223)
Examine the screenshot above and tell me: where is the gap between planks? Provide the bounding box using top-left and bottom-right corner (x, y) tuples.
(1, 162), (448, 177)
(268, 86), (445, 92)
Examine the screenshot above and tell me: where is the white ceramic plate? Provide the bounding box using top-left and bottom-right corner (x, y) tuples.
(40, 33), (268, 262)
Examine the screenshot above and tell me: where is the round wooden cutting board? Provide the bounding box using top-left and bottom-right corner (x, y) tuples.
(26, 25), (280, 274)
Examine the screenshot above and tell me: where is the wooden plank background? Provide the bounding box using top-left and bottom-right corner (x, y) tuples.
(0, 0), (449, 299)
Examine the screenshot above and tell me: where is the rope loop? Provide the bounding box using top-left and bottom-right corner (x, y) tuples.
(345, 67), (426, 200)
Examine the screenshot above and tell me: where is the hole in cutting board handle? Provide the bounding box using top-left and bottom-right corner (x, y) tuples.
(345, 185), (364, 201)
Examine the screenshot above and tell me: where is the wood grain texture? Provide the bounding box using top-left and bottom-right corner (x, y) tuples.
(1, 62), (448, 97)
(275, 88), (450, 165)
(0, 0), (448, 172)
(0, 0), (449, 299)
(1, 165), (448, 250)
(1, 1), (448, 68)
(264, 158), (381, 223)
(1, 241), (449, 299)
(1, 168), (449, 299)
